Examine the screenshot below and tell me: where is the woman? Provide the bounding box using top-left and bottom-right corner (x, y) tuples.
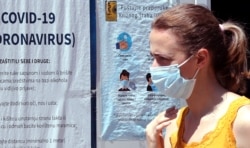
(146, 3), (250, 148)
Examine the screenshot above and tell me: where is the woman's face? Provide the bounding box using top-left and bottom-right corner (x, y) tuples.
(149, 28), (197, 79)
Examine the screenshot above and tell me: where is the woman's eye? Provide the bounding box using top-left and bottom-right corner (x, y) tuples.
(150, 53), (172, 66)
(155, 57), (170, 65)
(158, 56), (167, 61)
(154, 55), (166, 61)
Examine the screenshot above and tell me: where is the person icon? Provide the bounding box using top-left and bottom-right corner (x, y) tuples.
(146, 73), (157, 92)
(118, 69), (130, 91)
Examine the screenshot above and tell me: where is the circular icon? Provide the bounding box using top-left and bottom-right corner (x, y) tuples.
(116, 32), (132, 51)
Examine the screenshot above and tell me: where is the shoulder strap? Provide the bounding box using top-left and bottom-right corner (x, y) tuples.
(225, 96), (250, 122)
(176, 106), (188, 126)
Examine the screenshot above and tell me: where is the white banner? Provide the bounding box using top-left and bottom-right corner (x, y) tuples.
(0, 0), (90, 147)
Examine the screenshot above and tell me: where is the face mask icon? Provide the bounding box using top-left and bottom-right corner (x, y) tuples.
(121, 80), (129, 88)
(116, 32), (132, 51)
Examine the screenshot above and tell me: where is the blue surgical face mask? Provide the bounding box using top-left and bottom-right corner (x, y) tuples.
(149, 56), (199, 100)
(150, 83), (158, 92)
(121, 80), (129, 88)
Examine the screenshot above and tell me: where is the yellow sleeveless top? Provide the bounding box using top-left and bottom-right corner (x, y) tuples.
(170, 96), (250, 148)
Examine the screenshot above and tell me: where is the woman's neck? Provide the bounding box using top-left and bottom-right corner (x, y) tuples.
(186, 77), (227, 118)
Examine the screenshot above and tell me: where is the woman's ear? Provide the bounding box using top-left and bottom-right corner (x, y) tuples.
(195, 48), (209, 68)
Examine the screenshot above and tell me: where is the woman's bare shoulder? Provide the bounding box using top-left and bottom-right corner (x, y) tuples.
(231, 94), (250, 127)
(234, 103), (250, 125)
(233, 102), (250, 147)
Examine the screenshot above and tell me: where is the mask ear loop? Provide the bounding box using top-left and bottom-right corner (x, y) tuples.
(178, 55), (194, 67)
(192, 68), (200, 79)
(178, 55), (200, 79)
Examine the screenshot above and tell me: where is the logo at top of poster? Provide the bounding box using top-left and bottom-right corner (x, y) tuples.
(116, 32), (132, 51)
(105, 1), (117, 21)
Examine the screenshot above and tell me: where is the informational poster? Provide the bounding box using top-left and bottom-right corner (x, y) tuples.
(0, 1), (90, 148)
(97, 0), (187, 141)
